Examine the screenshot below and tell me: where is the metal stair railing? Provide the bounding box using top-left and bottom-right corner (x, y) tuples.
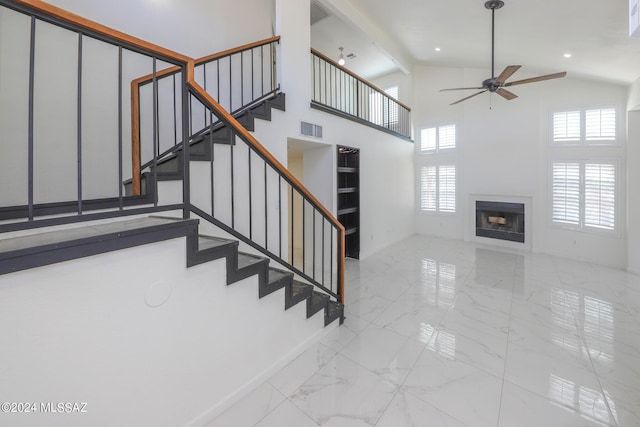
(0, 0), (345, 304)
(130, 37), (281, 195)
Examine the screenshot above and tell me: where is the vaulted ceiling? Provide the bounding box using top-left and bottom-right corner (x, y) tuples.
(311, 0), (640, 86)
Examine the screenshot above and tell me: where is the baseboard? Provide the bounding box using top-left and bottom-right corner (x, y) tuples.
(183, 320), (338, 427)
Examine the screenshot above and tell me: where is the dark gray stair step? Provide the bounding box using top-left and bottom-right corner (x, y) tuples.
(236, 113), (255, 131)
(187, 235), (238, 268)
(325, 301), (344, 326)
(286, 280), (312, 309)
(268, 92), (286, 111)
(228, 252), (269, 285)
(307, 291), (329, 318)
(0, 217), (197, 275)
(197, 235), (237, 251)
(260, 267), (293, 298)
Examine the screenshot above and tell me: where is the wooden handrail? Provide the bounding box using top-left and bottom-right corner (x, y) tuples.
(186, 81), (346, 303)
(311, 47), (412, 112)
(13, 0), (191, 64)
(11, 0), (344, 304)
(196, 36), (280, 67)
(132, 36), (281, 90)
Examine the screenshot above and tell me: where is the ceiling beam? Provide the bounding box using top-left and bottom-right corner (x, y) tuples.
(316, 0), (414, 75)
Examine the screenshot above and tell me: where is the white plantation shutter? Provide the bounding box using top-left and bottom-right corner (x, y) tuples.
(585, 108), (616, 142)
(421, 128), (437, 152)
(553, 111), (581, 143)
(552, 163), (580, 225)
(421, 166), (436, 211)
(438, 125), (456, 150)
(438, 166), (456, 213)
(420, 125), (456, 152)
(584, 163), (616, 230)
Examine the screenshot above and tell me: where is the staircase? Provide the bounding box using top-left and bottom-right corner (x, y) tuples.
(125, 93), (287, 196)
(0, 215), (343, 326)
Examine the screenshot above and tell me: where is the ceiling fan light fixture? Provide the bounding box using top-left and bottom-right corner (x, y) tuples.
(441, 0), (567, 105)
(338, 47), (346, 65)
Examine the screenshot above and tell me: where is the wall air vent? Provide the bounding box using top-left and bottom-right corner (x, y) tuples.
(301, 121), (323, 138)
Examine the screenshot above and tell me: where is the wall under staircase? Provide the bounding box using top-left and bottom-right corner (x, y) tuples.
(0, 216), (340, 427)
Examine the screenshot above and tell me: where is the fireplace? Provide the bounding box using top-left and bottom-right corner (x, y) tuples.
(475, 201), (525, 243)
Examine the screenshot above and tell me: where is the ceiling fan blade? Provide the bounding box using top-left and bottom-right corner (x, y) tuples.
(440, 87), (484, 92)
(450, 90), (488, 105)
(496, 88), (518, 100)
(494, 65), (521, 85)
(505, 71), (567, 87)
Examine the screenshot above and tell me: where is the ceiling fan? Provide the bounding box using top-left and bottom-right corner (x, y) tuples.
(441, 0), (567, 105)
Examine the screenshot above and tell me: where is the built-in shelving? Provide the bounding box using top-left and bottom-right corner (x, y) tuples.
(337, 146), (359, 259)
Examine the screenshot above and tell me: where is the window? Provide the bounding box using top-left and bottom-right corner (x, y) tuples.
(421, 124), (456, 152)
(552, 108), (617, 144)
(421, 165), (456, 213)
(551, 162), (616, 231)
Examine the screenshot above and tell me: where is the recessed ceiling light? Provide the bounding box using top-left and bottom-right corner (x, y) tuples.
(563, 53), (572, 58)
(435, 47), (441, 52)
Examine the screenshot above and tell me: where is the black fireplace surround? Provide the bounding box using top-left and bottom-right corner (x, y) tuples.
(475, 201), (525, 243)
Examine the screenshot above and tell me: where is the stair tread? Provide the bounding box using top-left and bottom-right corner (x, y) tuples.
(198, 235), (237, 251)
(0, 216), (192, 256)
(268, 267), (293, 284)
(237, 252), (268, 269)
(290, 281), (313, 302)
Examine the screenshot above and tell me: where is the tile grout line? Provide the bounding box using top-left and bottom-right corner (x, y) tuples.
(495, 268), (516, 427)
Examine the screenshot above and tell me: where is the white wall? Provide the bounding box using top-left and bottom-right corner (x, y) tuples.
(413, 64), (628, 268)
(628, 110), (640, 274)
(46, 0), (274, 58)
(0, 236), (330, 427)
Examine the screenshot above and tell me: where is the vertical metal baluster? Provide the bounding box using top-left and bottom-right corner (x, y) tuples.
(210, 111), (215, 217)
(330, 228), (334, 293)
(324, 60), (328, 105)
(278, 175), (282, 258)
(229, 56), (233, 112)
(118, 46), (123, 210)
(356, 80), (360, 120)
(76, 33), (83, 214)
(251, 47), (255, 101)
(203, 63), (207, 126)
(270, 43), (275, 94)
(331, 63), (335, 107)
(152, 56), (158, 206)
(173, 74), (177, 147)
(322, 218), (325, 287)
(312, 55), (316, 101)
(312, 209), (316, 280)
(264, 162), (268, 250)
(27, 16), (36, 221)
(290, 186), (294, 267)
(217, 60), (220, 102)
(182, 68), (190, 219)
(189, 92), (193, 147)
(240, 52), (244, 107)
(230, 130), (235, 228)
(248, 147), (252, 239)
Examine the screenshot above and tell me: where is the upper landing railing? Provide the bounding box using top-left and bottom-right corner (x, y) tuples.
(311, 48), (412, 140)
(0, 0), (345, 304)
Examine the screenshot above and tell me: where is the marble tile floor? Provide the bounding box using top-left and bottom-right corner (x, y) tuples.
(206, 235), (640, 427)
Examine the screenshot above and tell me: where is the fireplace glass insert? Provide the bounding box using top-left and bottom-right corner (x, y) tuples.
(475, 201), (525, 243)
